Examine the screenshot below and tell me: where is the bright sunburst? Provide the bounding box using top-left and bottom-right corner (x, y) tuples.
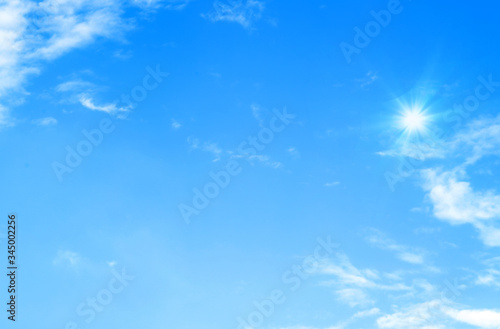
(398, 107), (429, 134)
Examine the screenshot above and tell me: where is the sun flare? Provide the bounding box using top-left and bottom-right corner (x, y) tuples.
(399, 108), (429, 134)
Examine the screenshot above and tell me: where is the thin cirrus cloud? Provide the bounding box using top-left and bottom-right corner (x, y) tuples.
(187, 105), (284, 168)
(171, 118), (182, 129)
(376, 300), (449, 329)
(364, 228), (426, 265)
(313, 252), (412, 308)
(32, 116), (57, 126)
(189, 133), (283, 167)
(0, 0), (189, 126)
(79, 94), (129, 115)
(55, 79), (96, 93)
(52, 249), (81, 267)
(475, 268), (500, 288)
(187, 137), (283, 168)
(187, 136), (223, 162)
(475, 256), (500, 288)
(308, 247), (500, 328)
(203, 0), (265, 28)
(130, 0), (191, 10)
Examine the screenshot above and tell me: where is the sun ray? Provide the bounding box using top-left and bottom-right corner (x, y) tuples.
(397, 107), (430, 135)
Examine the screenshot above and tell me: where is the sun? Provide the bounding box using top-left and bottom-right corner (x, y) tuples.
(398, 108), (429, 134)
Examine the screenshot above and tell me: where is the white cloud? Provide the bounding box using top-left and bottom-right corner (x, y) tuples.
(325, 181), (340, 187)
(251, 103), (264, 125)
(450, 115), (500, 165)
(30, 1), (130, 61)
(377, 300), (500, 329)
(315, 253), (412, 307)
(32, 116), (57, 125)
(353, 307), (381, 319)
(245, 154), (282, 168)
(377, 301), (446, 329)
(203, 0), (265, 28)
(188, 137), (223, 162)
(336, 288), (373, 307)
(0, 104), (13, 127)
(475, 258), (500, 288)
(107, 260), (117, 267)
(0, 0), (34, 101)
(377, 111), (500, 164)
(376, 141), (445, 161)
(475, 269), (500, 288)
(79, 94), (129, 115)
(171, 118), (182, 129)
(288, 147), (300, 158)
(188, 135), (282, 168)
(55, 79), (94, 92)
(315, 253), (378, 288)
(356, 71), (378, 88)
(423, 169), (500, 224)
(399, 252), (425, 265)
(278, 310), (381, 329)
(0, 0), (186, 125)
(380, 114), (500, 247)
(443, 307), (500, 329)
(53, 249), (81, 267)
(422, 168), (500, 246)
(365, 229), (426, 265)
(130, 0), (191, 10)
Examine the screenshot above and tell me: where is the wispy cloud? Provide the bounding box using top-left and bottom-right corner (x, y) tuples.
(0, 105), (13, 127)
(131, 0), (191, 10)
(475, 269), (500, 288)
(55, 79), (95, 93)
(381, 114), (500, 247)
(449, 114), (500, 165)
(287, 147), (300, 158)
(376, 300), (448, 329)
(314, 253), (412, 307)
(203, 0), (265, 28)
(0, 0), (184, 126)
(356, 71), (378, 89)
(53, 249), (81, 267)
(188, 135), (283, 168)
(365, 229), (426, 265)
(278, 309), (381, 329)
(379, 114), (500, 163)
(251, 103), (264, 125)
(79, 94), (129, 115)
(171, 118), (182, 129)
(188, 136), (223, 162)
(29, 1), (131, 61)
(336, 288), (373, 307)
(32, 116), (57, 126)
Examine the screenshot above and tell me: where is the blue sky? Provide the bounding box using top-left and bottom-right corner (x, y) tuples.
(1, 0), (500, 328)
